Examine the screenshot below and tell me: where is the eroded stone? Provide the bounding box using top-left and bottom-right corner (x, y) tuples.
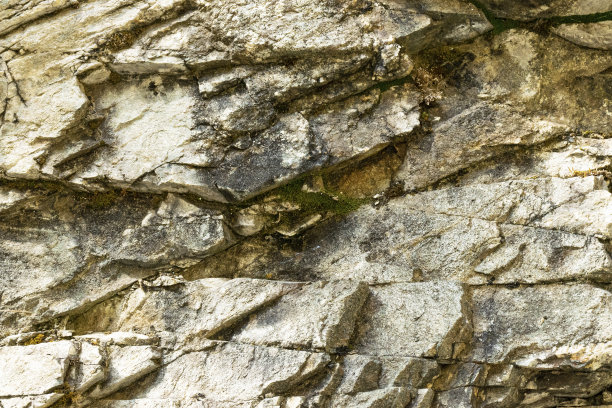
(232, 280), (369, 352)
(355, 281), (470, 360)
(473, 284), (612, 366)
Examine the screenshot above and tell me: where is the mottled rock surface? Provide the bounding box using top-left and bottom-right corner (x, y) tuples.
(1, 0), (611, 407)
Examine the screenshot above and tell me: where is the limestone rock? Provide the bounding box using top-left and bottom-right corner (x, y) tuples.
(0, 393), (64, 408)
(472, 284), (612, 366)
(0, 0), (492, 201)
(398, 176), (611, 235)
(445, 363), (488, 388)
(232, 280), (369, 352)
(395, 101), (568, 191)
(0, 0), (78, 36)
(67, 342), (106, 394)
(553, 21), (612, 50)
(410, 388), (435, 408)
(0, 192), (229, 336)
(193, 205), (503, 283)
(88, 345), (161, 400)
(336, 355), (382, 394)
(528, 371), (612, 398)
(480, 387), (520, 408)
(378, 356), (441, 389)
(0, 187), (35, 214)
(193, 197), (612, 284)
(537, 189), (612, 239)
(354, 281), (470, 360)
(2, 0), (612, 405)
(330, 387), (412, 408)
(70, 278), (301, 348)
(436, 386), (477, 408)
(456, 137), (612, 185)
(114, 194), (229, 265)
(0, 341), (77, 397)
(395, 29), (612, 190)
(79, 83), (421, 202)
(0, 333), (167, 405)
(476, 0), (612, 20)
(471, 224), (612, 284)
(129, 342), (330, 403)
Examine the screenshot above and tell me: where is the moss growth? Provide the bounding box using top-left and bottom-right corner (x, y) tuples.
(74, 190), (124, 210)
(22, 333), (45, 345)
(104, 27), (145, 51)
(275, 177), (369, 216)
(375, 75), (414, 93)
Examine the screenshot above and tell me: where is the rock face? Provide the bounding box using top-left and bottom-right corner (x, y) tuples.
(0, 0), (611, 407)
(477, 0), (612, 20)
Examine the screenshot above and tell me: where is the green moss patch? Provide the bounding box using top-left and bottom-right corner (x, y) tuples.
(275, 177), (369, 216)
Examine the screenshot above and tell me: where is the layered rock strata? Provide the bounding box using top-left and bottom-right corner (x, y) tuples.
(1, 0), (612, 407)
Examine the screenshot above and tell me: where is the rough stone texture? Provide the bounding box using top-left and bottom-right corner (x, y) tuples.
(232, 280), (369, 352)
(0, 334), (161, 406)
(0, 341), (77, 397)
(553, 21), (612, 50)
(1, 0), (612, 407)
(477, 0), (612, 20)
(394, 29), (612, 191)
(355, 282), (470, 360)
(69, 277), (301, 349)
(0, 192), (230, 337)
(121, 341), (330, 406)
(473, 284), (612, 366)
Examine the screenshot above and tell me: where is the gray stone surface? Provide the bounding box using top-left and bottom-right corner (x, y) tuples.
(472, 284), (612, 366)
(70, 278), (301, 348)
(395, 29), (612, 190)
(191, 194), (612, 285)
(0, 192), (230, 337)
(553, 21), (612, 50)
(0, 341), (77, 397)
(232, 280), (368, 352)
(477, 0), (612, 20)
(329, 387), (412, 408)
(1, 0), (612, 406)
(355, 281), (470, 360)
(131, 341), (330, 403)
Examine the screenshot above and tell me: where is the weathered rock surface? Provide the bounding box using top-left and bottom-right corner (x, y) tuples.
(69, 277), (301, 349)
(395, 29), (612, 191)
(0, 334), (161, 406)
(121, 341), (330, 405)
(0, 341), (77, 397)
(355, 281), (470, 360)
(553, 21), (612, 50)
(0, 0), (493, 202)
(1, 0), (612, 406)
(0, 192), (230, 337)
(472, 284), (612, 366)
(232, 280), (368, 352)
(190, 189), (612, 284)
(477, 0), (612, 20)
